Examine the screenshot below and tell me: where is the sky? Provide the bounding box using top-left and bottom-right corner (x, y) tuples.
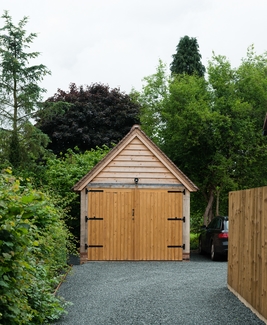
(1, 0), (267, 99)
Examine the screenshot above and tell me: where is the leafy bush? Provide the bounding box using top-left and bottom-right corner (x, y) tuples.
(0, 168), (72, 324)
(42, 146), (110, 241)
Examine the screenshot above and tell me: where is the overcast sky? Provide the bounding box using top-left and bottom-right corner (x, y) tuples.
(1, 0), (267, 99)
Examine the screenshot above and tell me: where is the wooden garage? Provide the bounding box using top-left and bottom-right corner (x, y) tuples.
(73, 125), (198, 263)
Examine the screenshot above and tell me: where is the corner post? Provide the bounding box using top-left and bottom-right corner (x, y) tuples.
(183, 189), (190, 260)
(80, 188), (88, 264)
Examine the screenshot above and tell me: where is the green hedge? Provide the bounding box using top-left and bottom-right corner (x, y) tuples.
(0, 168), (72, 324)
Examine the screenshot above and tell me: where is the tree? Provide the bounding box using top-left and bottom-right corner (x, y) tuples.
(161, 74), (223, 224)
(164, 57), (267, 223)
(36, 83), (140, 155)
(138, 49), (267, 226)
(235, 45), (267, 129)
(0, 11), (50, 169)
(207, 49), (267, 190)
(131, 59), (169, 145)
(170, 35), (205, 77)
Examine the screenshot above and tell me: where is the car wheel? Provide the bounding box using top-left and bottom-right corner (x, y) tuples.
(210, 242), (218, 261)
(199, 239), (204, 254)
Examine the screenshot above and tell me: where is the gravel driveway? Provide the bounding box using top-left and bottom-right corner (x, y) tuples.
(54, 253), (265, 325)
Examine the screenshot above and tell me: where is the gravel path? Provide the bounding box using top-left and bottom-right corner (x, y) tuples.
(54, 253), (265, 325)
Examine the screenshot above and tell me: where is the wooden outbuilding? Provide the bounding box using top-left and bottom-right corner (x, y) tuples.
(73, 125), (198, 263)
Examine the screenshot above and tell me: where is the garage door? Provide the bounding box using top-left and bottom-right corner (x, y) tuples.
(87, 189), (183, 260)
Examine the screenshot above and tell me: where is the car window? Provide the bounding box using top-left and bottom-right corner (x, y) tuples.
(207, 218), (222, 230)
(207, 219), (215, 229)
(216, 219), (222, 230)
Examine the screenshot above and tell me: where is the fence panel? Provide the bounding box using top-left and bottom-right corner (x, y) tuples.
(228, 187), (267, 322)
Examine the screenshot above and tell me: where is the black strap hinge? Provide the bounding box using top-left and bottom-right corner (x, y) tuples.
(167, 216), (185, 222)
(86, 216), (103, 221)
(167, 244), (185, 249)
(85, 244), (103, 249)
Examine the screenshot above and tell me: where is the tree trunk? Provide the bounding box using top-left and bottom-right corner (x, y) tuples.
(215, 188), (220, 216)
(9, 131), (21, 168)
(203, 189), (214, 225)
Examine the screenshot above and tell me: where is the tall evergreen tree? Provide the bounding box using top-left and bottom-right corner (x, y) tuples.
(0, 11), (50, 169)
(170, 35), (205, 77)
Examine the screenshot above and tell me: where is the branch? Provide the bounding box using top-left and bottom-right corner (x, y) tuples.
(0, 109), (13, 119)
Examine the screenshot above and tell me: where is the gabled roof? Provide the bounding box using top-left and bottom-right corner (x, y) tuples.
(73, 125), (198, 192)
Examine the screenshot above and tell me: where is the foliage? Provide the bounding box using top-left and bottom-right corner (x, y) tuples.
(36, 83), (140, 155)
(207, 49), (267, 189)
(41, 146), (111, 241)
(0, 11), (50, 170)
(170, 35), (205, 77)
(0, 168), (72, 324)
(190, 233), (199, 250)
(131, 59), (169, 145)
(137, 47), (267, 224)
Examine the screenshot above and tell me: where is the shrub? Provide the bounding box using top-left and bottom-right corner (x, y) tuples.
(0, 168), (72, 324)
(42, 146), (110, 241)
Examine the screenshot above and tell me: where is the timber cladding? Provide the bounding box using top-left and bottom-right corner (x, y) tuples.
(228, 186), (267, 323)
(87, 188), (183, 261)
(92, 137), (178, 184)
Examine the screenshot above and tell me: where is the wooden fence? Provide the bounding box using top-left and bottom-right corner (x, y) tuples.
(228, 186), (267, 323)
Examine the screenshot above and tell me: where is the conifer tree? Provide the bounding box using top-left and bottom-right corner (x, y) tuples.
(0, 11), (50, 168)
(170, 35), (205, 77)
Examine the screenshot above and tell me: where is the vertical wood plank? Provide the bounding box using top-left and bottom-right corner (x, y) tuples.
(88, 192), (104, 260)
(115, 192), (120, 260)
(255, 188), (262, 313)
(106, 192), (111, 260)
(103, 191), (108, 260)
(122, 191), (126, 260)
(133, 189), (137, 260)
(159, 192), (164, 260)
(262, 187), (267, 319)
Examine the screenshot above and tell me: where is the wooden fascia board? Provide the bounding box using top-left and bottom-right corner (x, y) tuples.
(137, 133), (198, 192)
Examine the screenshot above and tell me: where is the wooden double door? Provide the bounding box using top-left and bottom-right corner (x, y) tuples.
(87, 188), (183, 260)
